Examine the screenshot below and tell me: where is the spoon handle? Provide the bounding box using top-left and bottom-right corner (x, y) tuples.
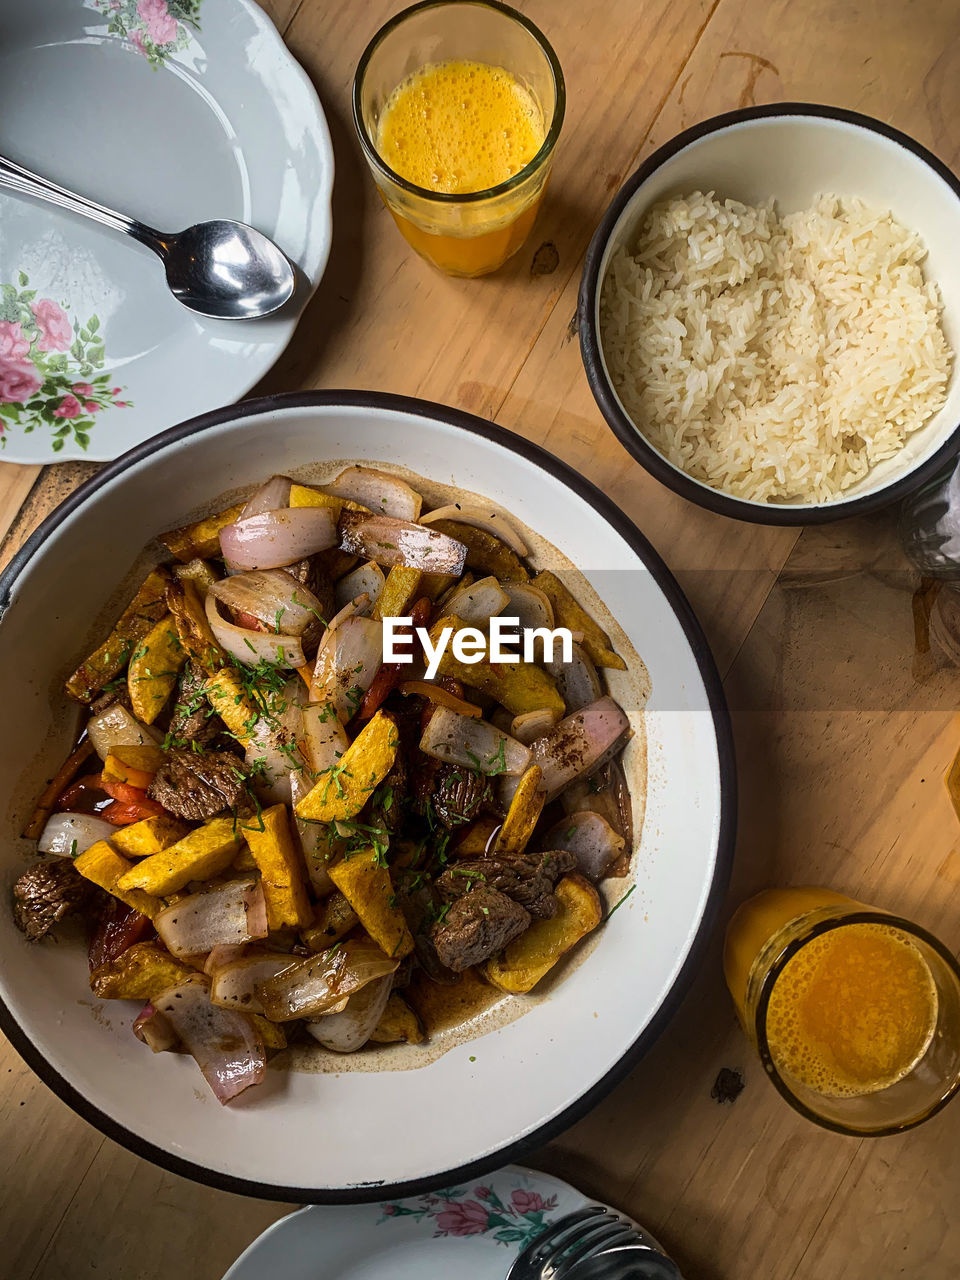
(0, 153), (161, 251)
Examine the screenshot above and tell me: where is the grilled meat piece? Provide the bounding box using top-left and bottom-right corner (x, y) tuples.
(432, 886), (530, 972)
(415, 760), (495, 830)
(89, 686), (131, 716)
(168, 662), (222, 746)
(148, 749), (249, 821)
(288, 556), (335, 650)
(436, 849), (576, 920)
(12, 858), (95, 941)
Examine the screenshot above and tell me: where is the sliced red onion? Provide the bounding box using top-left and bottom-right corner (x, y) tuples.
(289, 769), (342, 895)
(546, 641), (603, 712)
(305, 973), (393, 1052)
(530, 697), (631, 800)
(299, 701), (350, 774)
(133, 1002), (180, 1054)
(256, 939), (399, 1022)
(502, 582), (554, 631)
(562, 758), (634, 848)
(335, 562), (385, 612)
(419, 504), (528, 556)
(420, 707), (531, 776)
(244, 678), (309, 805)
(325, 466), (422, 521)
(443, 575), (510, 624)
(204, 593), (307, 669)
(38, 812), (116, 856)
(204, 943), (247, 976)
(220, 507), (338, 571)
(311, 614), (383, 722)
(339, 512), (466, 575)
(240, 475), (293, 520)
(87, 704), (162, 762)
(545, 811), (626, 881)
(510, 708), (561, 745)
(155, 878), (268, 959)
(325, 592), (373, 634)
(210, 570), (325, 637)
(153, 977), (265, 1104)
(210, 953), (298, 1015)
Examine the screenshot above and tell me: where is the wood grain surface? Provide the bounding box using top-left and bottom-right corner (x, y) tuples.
(1, 1), (959, 1277)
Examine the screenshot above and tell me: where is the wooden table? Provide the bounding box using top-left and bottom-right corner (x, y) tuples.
(3, 1), (960, 1276)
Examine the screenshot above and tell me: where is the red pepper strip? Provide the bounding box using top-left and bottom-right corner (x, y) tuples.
(22, 739), (97, 839)
(101, 800), (155, 826)
(88, 899), (153, 971)
(355, 597), (435, 721)
(233, 608), (266, 632)
(100, 777), (166, 820)
(55, 773), (111, 815)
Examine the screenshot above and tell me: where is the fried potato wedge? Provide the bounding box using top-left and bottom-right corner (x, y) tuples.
(74, 841), (164, 920)
(301, 890), (360, 951)
(90, 941), (195, 1001)
(117, 817), (241, 896)
(65, 568), (171, 703)
(288, 484), (368, 516)
(127, 614), (187, 724)
(370, 993), (425, 1045)
(158, 503), (245, 562)
(493, 765), (544, 856)
(531, 572), (626, 671)
(204, 668), (259, 744)
(295, 710), (399, 823)
(372, 566), (423, 621)
(483, 874), (602, 993)
(426, 519), (529, 582)
(429, 615), (565, 718)
(249, 1013), (287, 1050)
(239, 804), (312, 930)
(110, 813), (190, 858)
(166, 576), (225, 674)
(329, 846), (414, 959)
(172, 558), (219, 599)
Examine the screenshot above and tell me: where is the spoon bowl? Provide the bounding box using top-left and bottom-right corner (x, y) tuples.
(161, 220), (297, 319)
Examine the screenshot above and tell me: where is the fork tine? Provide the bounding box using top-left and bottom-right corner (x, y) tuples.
(506, 1206), (611, 1278)
(553, 1223), (642, 1278)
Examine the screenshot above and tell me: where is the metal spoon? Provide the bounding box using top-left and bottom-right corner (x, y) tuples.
(0, 153), (296, 319)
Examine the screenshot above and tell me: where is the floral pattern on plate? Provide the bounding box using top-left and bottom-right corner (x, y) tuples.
(92, 0), (202, 67)
(379, 1182), (560, 1248)
(0, 274), (130, 453)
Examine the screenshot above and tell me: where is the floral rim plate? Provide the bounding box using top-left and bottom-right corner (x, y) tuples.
(221, 1165), (666, 1280)
(0, 0), (332, 462)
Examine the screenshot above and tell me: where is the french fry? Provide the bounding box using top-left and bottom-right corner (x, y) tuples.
(493, 765), (544, 855)
(204, 668), (259, 744)
(249, 1013), (287, 1050)
(172, 558), (219, 599)
(295, 711), (399, 823)
(289, 484), (368, 516)
(90, 942), (196, 1000)
(22, 739), (96, 839)
(157, 503), (245, 562)
(239, 804), (312, 930)
(116, 817), (241, 896)
(127, 614), (187, 724)
(74, 842), (164, 919)
(429, 614), (565, 718)
(166, 577), (224, 674)
(372, 566), (423, 621)
(370, 993), (425, 1044)
(531, 571), (626, 671)
(65, 568), (171, 703)
(329, 846), (414, 959)
(110, 813), (189, 858)
(301, 890), (359, 950)
(483, 874), (602, 993)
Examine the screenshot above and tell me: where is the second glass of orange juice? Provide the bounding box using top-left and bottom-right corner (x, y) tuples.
(724, 887), (960, 1135)
(353, 1), (564, 277)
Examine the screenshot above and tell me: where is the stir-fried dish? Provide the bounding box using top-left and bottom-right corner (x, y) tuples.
(12, 467), (636, 1104)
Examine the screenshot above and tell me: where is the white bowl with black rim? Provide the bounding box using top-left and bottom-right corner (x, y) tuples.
(0, 393), (734, 1201)
(578, 104), (960, 525)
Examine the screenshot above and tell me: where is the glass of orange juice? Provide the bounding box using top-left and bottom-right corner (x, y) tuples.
(724, 887), (960, 1135)
(353, 0), (565, 277)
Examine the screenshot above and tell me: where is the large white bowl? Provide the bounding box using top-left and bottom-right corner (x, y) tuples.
(0, 394), (734, 1201)
(579, 105), (960, 524)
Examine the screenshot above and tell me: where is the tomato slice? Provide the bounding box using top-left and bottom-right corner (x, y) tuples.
(88, 900), (153, 971)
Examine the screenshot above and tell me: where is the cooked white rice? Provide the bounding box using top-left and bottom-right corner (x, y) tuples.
(599, 191), (953, 503)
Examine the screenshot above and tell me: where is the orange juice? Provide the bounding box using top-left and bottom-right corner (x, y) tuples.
(374, 59), (548, 275)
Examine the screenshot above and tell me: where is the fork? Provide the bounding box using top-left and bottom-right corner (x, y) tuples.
(505, 1206), (661, 1280)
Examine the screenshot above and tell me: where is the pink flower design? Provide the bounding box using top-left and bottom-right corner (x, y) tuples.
(0, 321), (30, 361)
(114, 399), (128, 408)
(31, 299), (73, 353)
(382, 1205), (397, 1216)
(0, 357), (42, 404)
(511, 1190), (547, 1214)
(131, 28), (147, 55)
(137, 0), (178, 45)
(84, 401), (101, 413)
(475, 1186), (492, 1200)
(72, 382), (95, 396)
(434, 1200), (490, 1236)
(53, 394), (83, 419)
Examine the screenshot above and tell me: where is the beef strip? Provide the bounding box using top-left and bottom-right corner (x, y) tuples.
(436, 849), (577, 920)
(13, 858), (95, 941)
(288, 556), (335, 651)
(89, 686), (131, 716)
(414, 760), (495, 829)
(148, 749), (249, 821)
(432, 886), (530, 972)
(168, 662), (222, 746)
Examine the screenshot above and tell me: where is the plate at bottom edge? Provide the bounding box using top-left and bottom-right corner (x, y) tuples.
(222, 1164), (667, 1280)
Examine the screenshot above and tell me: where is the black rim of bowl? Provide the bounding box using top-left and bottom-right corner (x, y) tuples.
(0, 389), (736, 1203)
(578, 102), (960, 527)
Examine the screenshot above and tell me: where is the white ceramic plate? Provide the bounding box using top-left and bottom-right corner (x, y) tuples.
(0, 0), (332, 463)
(222, 1165), (669, 1280)
(0, 393), (734, 1199)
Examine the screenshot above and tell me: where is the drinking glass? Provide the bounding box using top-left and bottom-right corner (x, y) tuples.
(353, 0), (565, 277)
(724, 886), (960, 1135)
